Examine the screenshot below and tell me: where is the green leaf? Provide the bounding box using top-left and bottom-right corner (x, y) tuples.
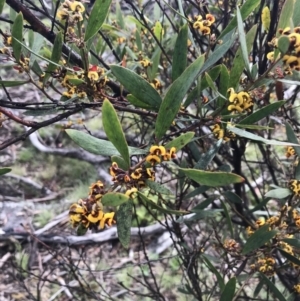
(0, 168), (12, 176)
(155, 55), (205, 140)
(145, 180), (172, 195)
(0, 0), (5, 14)
(278, 35), (290, 54)
(115, 0), (125, 29)
(65, 129), (146, 156)
(242, 224), (277, 255)
(293, 0), (300, 28)
(184, 65), (221, 107)
(227, 125), (300, 146)
(221, 200), (234, 237)
(77, 224), (88, 236)
(29, 32), (44, 67)
(223, 191), (243, 204)
(282, 238), (300, 249)
(202, 254), (225, 291)
(102, 99), (130, 168)
(11, 12), (23, 62)
(230, 24), (257, 85)
(138, 192), (188, 215)
(172, 24), (188, 82)
(279, 249), (300, 266)
(219, 0), (260, 39)
(264, 188), (292, 199)
(236, 124), (273, 130)
(239, 101), (285, 125)
(110, 65), (162, 110)
(165, 132), (195, 150)
(44, 32), (63, 83)
(190, 196), (217, 210)
(218, 64), (230, 107)
(148, 47), (161, 82)
(185, 209), (223, 221)
(277, 0), (295, 36)
(84, 0), (112, 42)
(68, 78), (85, 86)
(200, 36), (235, 73)
(286, 122), (300, 157)
(153, 21), (164, 41)
(236, 6), (251, 77)
(127, 94), (153, 109)
(180, 168), (244, 186)
(220, 277), (236, 301)
(195, 139), (222, 170)
(117, 200), (133, 248)
(102, 192), (129, 206)
(184, 186), (210, 200)
(0, 80), (29, 87)
(260, 273), (287, 301)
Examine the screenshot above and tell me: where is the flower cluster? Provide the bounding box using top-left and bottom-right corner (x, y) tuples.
(295, 284), (300, 294)
(211, 122), (236, 142)
(49, 64), (107, 99)
(69, 181), (116, 230)
(145, 145), (176, 166)
(286, 146), (296, 158)
(227, 88), (253, 114)
(250, 257), (276, 277)
(57, 0), (85, 25)
(267, 27), (300, 73)
(289, 179), (300, 196)
(0, 35), (30, 73)
(245, 206), (300, 276)
(193, 14), (215, 35)
(110, 162), (155, 191)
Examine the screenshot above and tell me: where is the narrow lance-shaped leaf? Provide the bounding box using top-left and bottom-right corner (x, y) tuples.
(44, 32), (63, 84)
(65, 129), (146, 156)
(264, 188), (292, 199)
(220, 277), (236, 301)
(229, 25), (257, 89)
(102, 192), (129, 207)
(0, 168), (12, 176)
(110, 65), (162, 110)
(239, 101), (285, 125)
(0, 0), (5, 15)
(286, 122), (300, 157)
(117, 200), (133, 249)
(219, 0), (260, 39)
(242, 224), (277, 255)
(277, 0), (295, 37)
(195, 139), (222, 170)
(227, 125), (300, 146)
(236, 6), (251, 78)
(102, 99), (130, 168)
(155, 55), (205, 140)
(217, 64), (230, 107)
(172, 24), (188, 82)
(200, 36), (235, 73)
(165, 132), (195, 150)
(12, 12), (23, 62)
(180, 168), (244, 186)
(202, 255), (225, 291)
(259, 274), (287, 301)
(293, 0), (300, 28)
(0, 80), (29, 87)
(85, 0), (112, 42)
(221, 200), (234, 237)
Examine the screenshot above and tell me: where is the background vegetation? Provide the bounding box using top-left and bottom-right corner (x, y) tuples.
(1, 0), (300, 300)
